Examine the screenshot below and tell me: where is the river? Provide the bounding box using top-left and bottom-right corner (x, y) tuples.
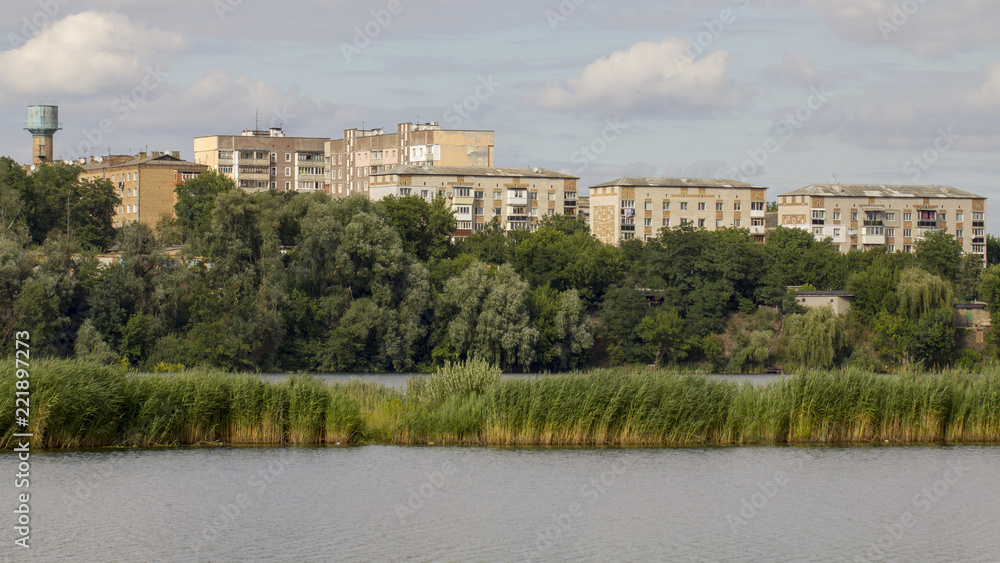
(4, 445), (999, 561)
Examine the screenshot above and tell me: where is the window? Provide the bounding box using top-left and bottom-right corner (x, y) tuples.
(833, 212), (841, 221)
(285, 153), (291, 162)
(851, 212), (858, 221)
(812, 210), (825, 219)
(903, 212), (912, 221)
(680, 202), (688, 211)
(645, 202), (652, 211)
(734, 219), (741, 228)
(752, 218), (765, 226)
(751, 202), (765, 211)
(956, 212), (964, 222)
(814, 227), (823, 235)
(903, 229), (912, 237)
(973, 212), (985, 221)
(717, 219), (724, 228)
(530, 192), (538, 200)
(904, 245), (912, 252)
(734, 202), (741, 211)
(475, 190), (484, 200)
(455, 187), (471, 197)
(493, 207), (501, 216)
(956, 230), (963, 238)
(663, 201), (670, 210)
(886, 212), (895, 221)
(698, 202), (706, 211)
(834, 228), (841, 237)
(698, 219), (706, 227)
(974, 228), (985, 237)
(285, 182), (290, 190)
(549, 193), (555, 201)
(886, 229), (894, 237)
(663, 218), (670, 227)
(974, 245), (985, 253)
(493, 191), (502, 200)
(644, 218), (652, 226)
(622, 200), (635, 208)
(285, 167), (291, 176)
(716, 202), (724, 211)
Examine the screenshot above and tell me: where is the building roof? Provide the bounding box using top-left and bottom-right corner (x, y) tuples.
(780, 184), (985, 199)
(795, 291), (856, 298)
(82, 153), (206, 171)
(589, 177), (764, 189)
(376, 165), (578, 179)
(954, 303), (988, 310)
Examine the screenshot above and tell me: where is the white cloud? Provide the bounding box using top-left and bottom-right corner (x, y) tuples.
(0, 11), (185, 98)
(525, 37), (742, 113)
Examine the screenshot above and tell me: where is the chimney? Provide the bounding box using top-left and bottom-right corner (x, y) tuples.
(172, 151), (180, 159)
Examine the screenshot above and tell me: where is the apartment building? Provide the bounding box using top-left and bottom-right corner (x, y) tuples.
(193, 128), (328, 193)
(370, 165), (579, 237)
(79, 152), (208, 229)
(777, 184), (987, 259)
(588, 177), (769, 245)
(326, 122), (494, 197)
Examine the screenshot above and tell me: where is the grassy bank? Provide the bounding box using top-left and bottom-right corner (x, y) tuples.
(3, 359), (1000, 448)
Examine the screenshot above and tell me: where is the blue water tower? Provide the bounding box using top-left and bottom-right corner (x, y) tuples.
(25, 104), (62, 165)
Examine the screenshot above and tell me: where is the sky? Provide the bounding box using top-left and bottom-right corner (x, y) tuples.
(1, 0), (999, 228)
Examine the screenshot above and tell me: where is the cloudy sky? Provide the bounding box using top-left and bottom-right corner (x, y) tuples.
(2, 0), (999, 226)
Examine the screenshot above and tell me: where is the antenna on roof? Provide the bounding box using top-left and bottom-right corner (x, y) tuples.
(832, 173), (839, 185)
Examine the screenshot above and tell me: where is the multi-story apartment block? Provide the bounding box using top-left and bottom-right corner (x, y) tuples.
(778, 184), (987, 259)
(370, 165), (579, 237)
(193, 128), (328, 193)
(79, 152), (208, 229)
(588, 177), (769, 245)
(326, 122), (494, 198)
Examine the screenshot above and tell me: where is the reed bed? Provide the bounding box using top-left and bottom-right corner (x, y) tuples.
(2, 359), (1000, 449)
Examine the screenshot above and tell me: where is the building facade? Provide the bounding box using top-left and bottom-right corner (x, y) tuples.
(370, 166), (578, 237)
(588, 177), (769, 245)
(79, 152), (208, 229)
(777, 184), (987, 259)
(193, 128), (328, 193)
(326, 123), (494, 198)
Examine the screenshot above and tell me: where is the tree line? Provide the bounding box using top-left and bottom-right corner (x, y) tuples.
(3, 156), (1000, 373)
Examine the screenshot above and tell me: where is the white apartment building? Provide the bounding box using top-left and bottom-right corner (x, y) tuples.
(778, 184), (987, 259)
(370, 166), (579, 237)
(588, 177), (769, 245)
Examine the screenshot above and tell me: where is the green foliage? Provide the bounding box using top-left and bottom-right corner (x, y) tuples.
(378, 195), (456, 261)
(979, 265), (1000, 315)
(897, 268), (953, 319)
(784, 307), (846, 369)
(74, 319), (118, 364)
(914, 230), (963, 281)
(637, 308), (685, 368)
(173, 170), (236, 240)
(729, 330), (772, 373)
(414, 357), (501, 409)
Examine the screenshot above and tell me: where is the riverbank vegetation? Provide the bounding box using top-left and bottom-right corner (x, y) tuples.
(4, 160), (1000, 373)
(5, 359), (999, 449)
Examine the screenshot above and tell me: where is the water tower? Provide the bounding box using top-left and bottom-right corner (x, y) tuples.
(25, 104), (62, 165)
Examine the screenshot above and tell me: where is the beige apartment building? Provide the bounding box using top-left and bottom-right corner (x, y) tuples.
(193, 128), (328, 193)
(778, 184), (987, 259)
(79, 152), (208, 229)
(370, 166), (579, 237)
(589, 178), (769, 245)
(326, 122), (494, 198)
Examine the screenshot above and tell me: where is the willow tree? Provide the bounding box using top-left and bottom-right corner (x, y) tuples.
(784, 306), (846, 369)
(897, 268), (953, 319)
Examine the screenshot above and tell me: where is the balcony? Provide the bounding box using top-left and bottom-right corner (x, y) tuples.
(812, 220), (825, 226)
(863, 221), (883, 227)
(452, 195), (475, 206)
(750, 208), (766, 218)
(749, 225), (766, 235)
(620, 225), (635, 232)
(507, 191), (528, 206)
(917, 221), (938, 229)
(973, 221), (985, 228)
(564, 200), (577, 207)
(452, 209), (473, 221)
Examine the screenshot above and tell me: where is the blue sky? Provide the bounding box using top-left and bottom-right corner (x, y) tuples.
(1, 0), (999, 228)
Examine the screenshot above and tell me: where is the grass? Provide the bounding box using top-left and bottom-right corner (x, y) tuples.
(2, 359), (1000, 449)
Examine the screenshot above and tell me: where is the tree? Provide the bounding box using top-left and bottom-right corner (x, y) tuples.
(784, 307), (846, 369)
(914, 230), (962, 282)
(378, 195), (456, 261)
(173, 170), (236, 240)
(0, 157), (29, 240)
(442, 262), (538, 371)
(552, 289), (594, 370)
(598, 283), (650, 364)
(637, 308), (685, 368)
(987, 235), (1000, 267)
(980, 265), (1000, 315)
(955, 253), (984, 302)
(911, 308), (956, 367)
(897, 268), (953, 319)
